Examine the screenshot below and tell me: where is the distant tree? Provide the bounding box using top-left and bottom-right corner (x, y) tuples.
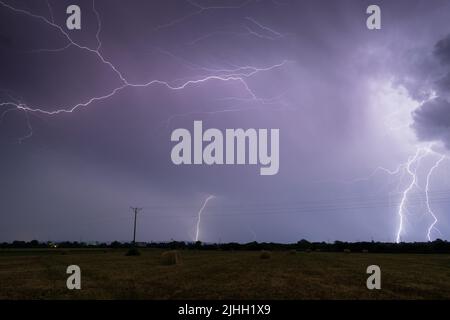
(29, 240), (39, 247)
(296, 239), (310, 250)
(12, 241), (26, 248)
(110, 241), (122, 248)
(194, 241), (202, 249)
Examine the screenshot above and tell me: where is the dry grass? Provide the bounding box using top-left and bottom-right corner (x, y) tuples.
(0, 249), (450, 299)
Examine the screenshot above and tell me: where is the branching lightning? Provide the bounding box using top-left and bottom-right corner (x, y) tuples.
(0, 2), (289, 244)
(4, 1), (447, 244)
(0, 0), (291, 142)
(425, 154), (446, 241)
(244, 16), (284, 40)
(395, 147), (427, 243)
(360, 145), (447, 243)
(92, 0), (102, 51)
(45, 0), (54, 23)
(345, 80), (449, 243)
(195, 195), (215, 242)
(395, 147), (448, 243)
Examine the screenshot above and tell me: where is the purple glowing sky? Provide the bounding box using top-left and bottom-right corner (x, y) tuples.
(1, 0), (450, 243)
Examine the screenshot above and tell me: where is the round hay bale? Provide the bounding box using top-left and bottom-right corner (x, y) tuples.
(288, 249), (297, 255)
(362, 249), (369, 253)
(259, 250), (271, 259)
(305, 248), (312, 253)
(343, 249), (351, 254)
(161, 250), (182, 265)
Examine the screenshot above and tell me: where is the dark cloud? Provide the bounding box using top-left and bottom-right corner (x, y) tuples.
(0, 33), (13, 48)
(434, 34), (450, 66)
(409, 34), (450, 149)
(413, 97), (450, 148)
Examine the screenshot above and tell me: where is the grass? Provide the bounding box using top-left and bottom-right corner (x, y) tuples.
(0, 249), (449, 299)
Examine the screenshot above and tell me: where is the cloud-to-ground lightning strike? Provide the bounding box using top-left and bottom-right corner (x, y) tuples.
(342, 80), (449, 243)
(426, 154), (446, 241)
(395, 148), (427, 243)
(195, 195), (215, 242)
(361, 145), (447, 243)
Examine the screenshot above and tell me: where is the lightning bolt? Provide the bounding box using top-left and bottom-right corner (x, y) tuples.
(244, 16), (284, 40)
(45, 0), (54, 23)
(362, 145), (447, 243)
(0, 0), (291, 142)
(343, 80), (450, 243)
(425, 154), (446, 241)
(395, 147), (428, 243)
(195, 195), (215, 242)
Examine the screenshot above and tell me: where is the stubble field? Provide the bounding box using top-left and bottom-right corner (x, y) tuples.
(0, 249), (449, 299)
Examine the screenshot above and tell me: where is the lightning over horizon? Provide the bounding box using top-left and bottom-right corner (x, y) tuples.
(395, 147), (428, 243)
(394, 147), (447, 243)
(195, 195), (215, 242)
(425, 154), (446, 241)
(1, 0), (450, 243)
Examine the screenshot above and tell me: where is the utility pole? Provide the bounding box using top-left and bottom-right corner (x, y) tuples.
(130, 207), (143, 247)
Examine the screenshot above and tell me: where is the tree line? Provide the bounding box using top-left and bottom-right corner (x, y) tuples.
(1, 239), (450, 253)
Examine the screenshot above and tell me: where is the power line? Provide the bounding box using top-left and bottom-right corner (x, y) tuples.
(130, 207), (143, 246)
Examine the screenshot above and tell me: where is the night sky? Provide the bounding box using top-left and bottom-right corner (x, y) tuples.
(1, 0), (450, 243)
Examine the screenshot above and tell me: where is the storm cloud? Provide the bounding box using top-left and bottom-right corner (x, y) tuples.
(410, 34), (450, 149)
(1, 0), (450, 243)
(413, 97), (450, 148)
